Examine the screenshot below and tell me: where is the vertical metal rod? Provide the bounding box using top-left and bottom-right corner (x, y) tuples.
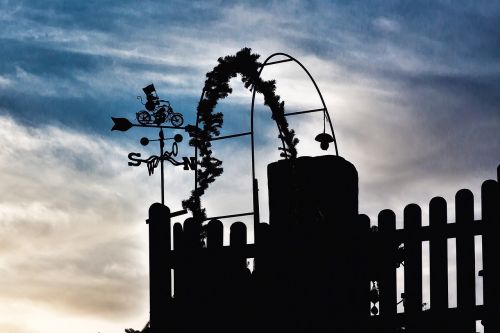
(253, 178), (260, 242)
(250, 88), (259, 240)
(160, 128), (165, 205)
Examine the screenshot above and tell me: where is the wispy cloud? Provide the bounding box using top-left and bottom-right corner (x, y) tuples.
(373, 17), (400, 33)
(0, 115), (157, 332)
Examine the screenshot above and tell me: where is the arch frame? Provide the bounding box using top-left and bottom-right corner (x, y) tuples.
(193, 52), (339, 242)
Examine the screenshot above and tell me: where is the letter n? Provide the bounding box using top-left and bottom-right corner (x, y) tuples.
(182, 157), (197, 170)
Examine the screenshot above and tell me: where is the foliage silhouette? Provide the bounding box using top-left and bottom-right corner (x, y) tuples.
(182, 47), (299, 225)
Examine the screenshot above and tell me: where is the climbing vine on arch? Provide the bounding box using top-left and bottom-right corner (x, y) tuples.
(182, 47), (299, 224)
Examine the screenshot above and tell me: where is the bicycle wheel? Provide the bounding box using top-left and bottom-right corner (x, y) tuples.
(136, 110), (151, 125)
(170, 113), (184, 127)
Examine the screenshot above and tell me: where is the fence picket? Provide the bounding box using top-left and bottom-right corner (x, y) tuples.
(183, 217), (202, 249)
(230, 222), (247, 246)
(379, 209), (398, 332)
(230, 222), (247, 269)
(227, 222), (251, 332)
(207, 219), (224, 249)
(481, 179), (500, 332)
(147, 203), (172, 333)
(173, 222), (184, 301)
(173, 222), (183, 250)
(355, 214), (371, 318)
(429, 196), (448, 332)
(455, 189), (476, 333)
(205, 220), (224, 332)
(403, 203), (423, 332)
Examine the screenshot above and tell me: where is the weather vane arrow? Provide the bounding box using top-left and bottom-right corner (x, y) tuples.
(111, 117), (133, 131)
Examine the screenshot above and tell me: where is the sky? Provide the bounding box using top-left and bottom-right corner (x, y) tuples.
(0, 0), (499, 332)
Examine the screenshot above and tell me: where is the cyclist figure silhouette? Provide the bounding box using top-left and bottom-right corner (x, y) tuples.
(136, 84), (184, 127)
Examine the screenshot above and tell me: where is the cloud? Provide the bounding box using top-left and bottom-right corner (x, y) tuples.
(373, 17), (400, 33)
(0, 75), (11, 88)
(1, 0), (498, 136)
(10, 65), (84, 97)
(0, 115), (162, 332)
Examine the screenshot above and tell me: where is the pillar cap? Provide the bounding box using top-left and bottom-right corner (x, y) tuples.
(146, 203), (170, 224)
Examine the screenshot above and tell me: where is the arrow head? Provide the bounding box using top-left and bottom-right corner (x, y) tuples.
(111, 117), (133, 131)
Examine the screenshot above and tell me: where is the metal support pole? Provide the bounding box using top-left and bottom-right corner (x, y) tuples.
(253, 178), (260, 242)
(159, 129), (165, 205)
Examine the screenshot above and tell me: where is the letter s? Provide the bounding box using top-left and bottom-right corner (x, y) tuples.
(128, 152), (142, 166)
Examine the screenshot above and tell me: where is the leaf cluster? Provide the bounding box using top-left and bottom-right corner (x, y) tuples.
(182, 48), (299, 231)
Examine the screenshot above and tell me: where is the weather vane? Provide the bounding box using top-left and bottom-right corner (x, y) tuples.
(135, 84), (184, 127)
(111, 84), (196, 204)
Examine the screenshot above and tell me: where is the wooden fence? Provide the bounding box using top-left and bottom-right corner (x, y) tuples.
(147, 164), (500, 333)
(364, 168), (500, 333)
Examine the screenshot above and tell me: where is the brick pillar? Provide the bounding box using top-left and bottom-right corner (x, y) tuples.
(266, 155), (360, 333)
(268, 155), (358, 228)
